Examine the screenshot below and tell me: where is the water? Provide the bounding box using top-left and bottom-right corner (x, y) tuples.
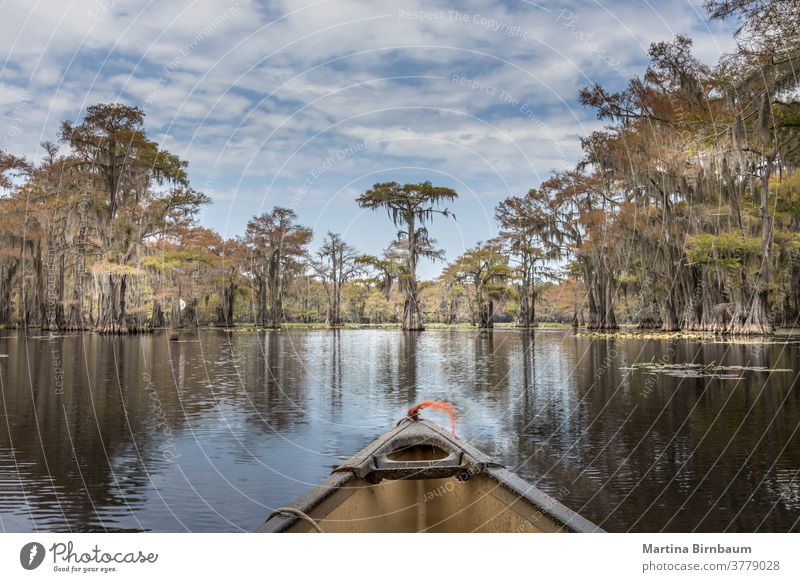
(0, 328), (798, 532)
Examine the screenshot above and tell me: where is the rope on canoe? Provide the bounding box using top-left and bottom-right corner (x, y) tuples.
(268, 507), (324, 533)
(406, 401), (457, 436)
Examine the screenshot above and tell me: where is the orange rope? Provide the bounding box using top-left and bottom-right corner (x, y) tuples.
(407, 401), (457, 436)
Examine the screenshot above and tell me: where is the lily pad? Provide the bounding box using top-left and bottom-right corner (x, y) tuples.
(624, 360), (792, 378)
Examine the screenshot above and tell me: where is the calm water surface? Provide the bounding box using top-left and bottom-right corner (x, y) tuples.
(0, 328), (798, 532)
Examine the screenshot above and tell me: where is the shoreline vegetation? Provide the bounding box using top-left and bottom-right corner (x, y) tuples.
(0, 321), (571, 332)
(4, 320), (798, 340)
(1, 2), (799, 338)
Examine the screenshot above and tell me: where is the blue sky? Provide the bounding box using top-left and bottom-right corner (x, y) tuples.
(0, 0), (734, 278)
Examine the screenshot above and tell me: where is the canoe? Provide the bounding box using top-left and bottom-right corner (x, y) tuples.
(259, 418), (603, 533)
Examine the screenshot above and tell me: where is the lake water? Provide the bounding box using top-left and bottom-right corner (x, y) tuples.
(0, 328), (798, 532)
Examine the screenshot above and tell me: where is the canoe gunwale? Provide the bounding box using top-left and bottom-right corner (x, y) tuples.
(258, 471), (354, 533)
(483, 466), (604, 533)
(258, 419), (604, 533)
(333, 419), (502, 482)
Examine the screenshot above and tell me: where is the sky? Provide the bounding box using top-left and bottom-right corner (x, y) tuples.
(0, 0), (735, 278)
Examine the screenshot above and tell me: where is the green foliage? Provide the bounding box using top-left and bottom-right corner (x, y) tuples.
(685, 233), (761, 269)
(143, 248), (209, 271)
(364, 290), (392, 323)
(91, 260), (145, 277)
(356, 181), (457, 227)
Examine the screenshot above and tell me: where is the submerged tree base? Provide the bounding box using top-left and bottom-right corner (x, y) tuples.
(726, 322), (775, 335)
(95, 322), (152, 335)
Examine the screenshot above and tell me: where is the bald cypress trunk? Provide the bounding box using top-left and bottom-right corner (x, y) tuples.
(215, 278), (236, 327)
(65, 265), (87, 332)
(402, 216), (424, 331)
(0, 260), (18, 326)
(591, 264), (618, 330)
(661, 299), (680, 332)
(401, 280), (424, 330)
(23, 240), (45, 328)
(601, 278), (619, 330)
(265, 248), (283, 329)
(151, 300), (166, 328)
(638, 301), (662, 329)
(516, 256), (537, 328)
(582, 261), (600, 329)
(255, 275), (267, 326)
(95, 272), (128, 334)
(729, 154), (776, 335)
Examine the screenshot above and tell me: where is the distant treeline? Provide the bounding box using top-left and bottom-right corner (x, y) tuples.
(1, 0), (799, 334)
